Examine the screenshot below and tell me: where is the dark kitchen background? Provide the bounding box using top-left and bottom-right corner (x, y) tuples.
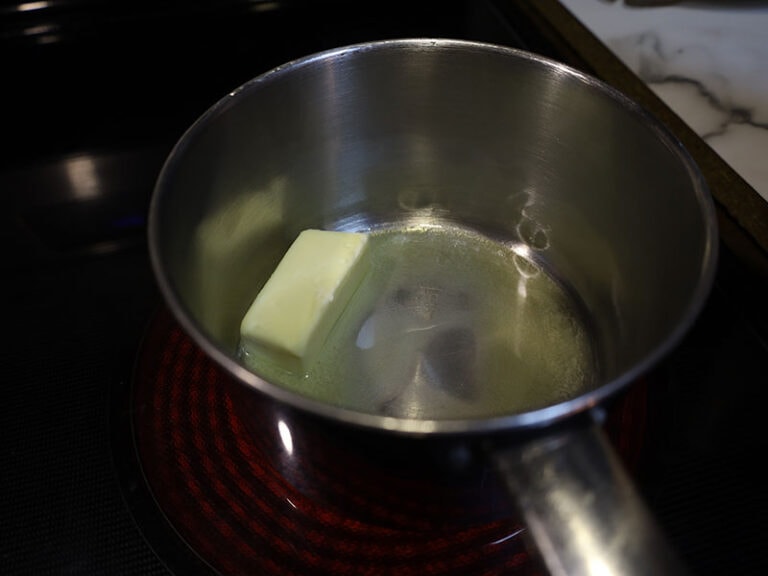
(3, 1), (767, 575)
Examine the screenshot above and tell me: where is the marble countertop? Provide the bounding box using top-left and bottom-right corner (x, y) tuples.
(558, 0), (768, 204)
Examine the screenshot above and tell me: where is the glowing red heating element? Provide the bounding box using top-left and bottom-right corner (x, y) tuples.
(134, 308), (646, 576)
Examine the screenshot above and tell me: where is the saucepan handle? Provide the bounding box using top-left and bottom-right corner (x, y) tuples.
(487, 422), (689, 575)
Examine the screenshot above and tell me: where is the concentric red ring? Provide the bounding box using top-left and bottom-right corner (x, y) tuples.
(132, 307), (646, 575)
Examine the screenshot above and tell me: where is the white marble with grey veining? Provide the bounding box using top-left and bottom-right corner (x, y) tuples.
(559, 0), (768, 202)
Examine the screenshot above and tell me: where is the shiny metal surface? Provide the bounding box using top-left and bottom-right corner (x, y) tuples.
(491, 425), (689, 575)
(150, 38), (716, 434)
(149, 39), (717, 574)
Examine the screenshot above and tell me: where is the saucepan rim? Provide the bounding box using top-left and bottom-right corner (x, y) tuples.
(148, 37), (719, 436)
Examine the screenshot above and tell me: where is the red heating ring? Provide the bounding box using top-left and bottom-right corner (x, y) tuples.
(133, 307), (646, 576)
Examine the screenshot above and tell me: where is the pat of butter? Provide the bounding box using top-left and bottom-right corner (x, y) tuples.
(240, 229), (369, 371)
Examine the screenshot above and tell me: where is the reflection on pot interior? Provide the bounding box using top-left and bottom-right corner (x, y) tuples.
(237, 222), (597, 419)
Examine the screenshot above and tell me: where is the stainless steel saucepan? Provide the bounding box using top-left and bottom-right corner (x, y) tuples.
(148, 39), (717, 575)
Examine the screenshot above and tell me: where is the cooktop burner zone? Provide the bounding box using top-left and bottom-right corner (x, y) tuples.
(113, 306), (649, 575)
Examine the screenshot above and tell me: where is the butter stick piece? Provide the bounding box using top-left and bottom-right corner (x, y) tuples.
(240, 229), (369, 371)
